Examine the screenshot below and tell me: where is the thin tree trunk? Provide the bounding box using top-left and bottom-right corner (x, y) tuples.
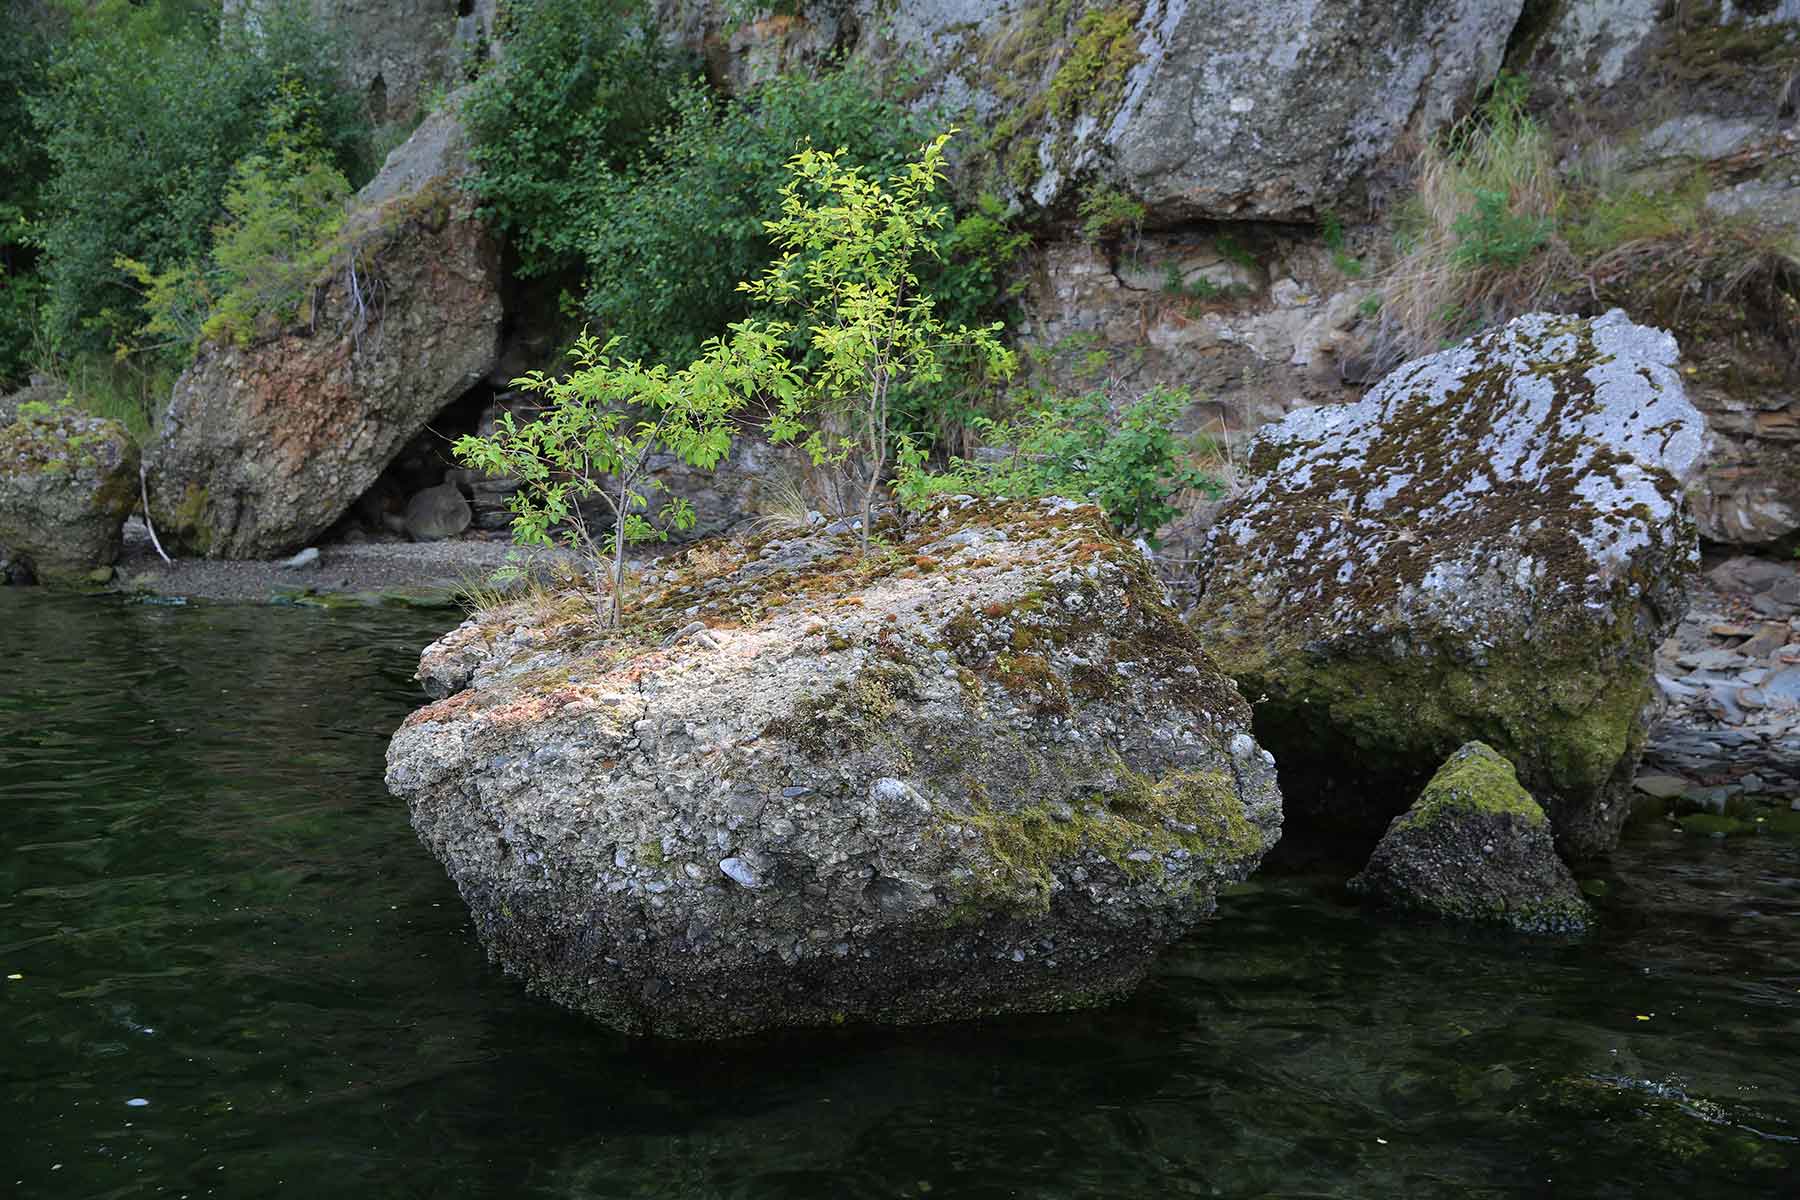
(611, 486), (630, 628)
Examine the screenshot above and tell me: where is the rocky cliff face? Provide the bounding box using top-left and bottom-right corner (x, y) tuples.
(146, 104), (502, 559)
(225, 0), (497, 127)
(669, 0), (1521, 222)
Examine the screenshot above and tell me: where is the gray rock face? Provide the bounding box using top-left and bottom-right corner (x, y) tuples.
(1349, 742), (1590, 934)
(386, 501), (1282, 1037)
(1107, 0), (1522, 220)
(1193, 311), (1704, 858)
(0, 410), (139, 586)
(403, 482), (472, 541)
(147, 104), (502, 559)
(664, 0), (1519, 221)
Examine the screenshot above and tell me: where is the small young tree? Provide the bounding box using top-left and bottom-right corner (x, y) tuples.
(740, 131), (1015, 550)
(453, 324), (787, 626)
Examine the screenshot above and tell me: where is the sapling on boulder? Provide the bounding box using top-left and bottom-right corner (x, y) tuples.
(453, 323), (789, 625)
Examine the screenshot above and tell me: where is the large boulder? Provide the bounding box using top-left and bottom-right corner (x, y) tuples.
(0, 408), (139, 586)
(386, 500), (1282, 1037)
(1348, 742), (1590, 934)
(667, 0), (1521, 221)
(147, 103), (502, 558)
(1191, 311), (1704, 858)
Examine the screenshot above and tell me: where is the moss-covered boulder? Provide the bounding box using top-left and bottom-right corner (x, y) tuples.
(0, 408), (139, 587)
(385, 500), (1282, 1038)
(1349, 742), (1589, 933)
(1192, 310), (1704, 858)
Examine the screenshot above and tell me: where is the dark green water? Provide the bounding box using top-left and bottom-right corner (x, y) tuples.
(3, 589), (1797, 1199)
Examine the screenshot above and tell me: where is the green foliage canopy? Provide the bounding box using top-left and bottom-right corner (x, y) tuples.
(461, 0), (694, 282)
(27, 0), (364, 355)
(740, 132), (1017, 546)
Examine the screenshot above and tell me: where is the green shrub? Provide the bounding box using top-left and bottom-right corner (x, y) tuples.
(1077, 184), (1146, 241)
(118, 84), (351, 356)
(453, 324), (778, 625)
(28, 0), (364, 355)
(0, 4), (56, 389)
(578, 69), (938, 366)
(896, 385), (1218, 544)
(461, 0), (693, 282)
(1451, 188), (1551, 268)
(739, 133), (1016, 549)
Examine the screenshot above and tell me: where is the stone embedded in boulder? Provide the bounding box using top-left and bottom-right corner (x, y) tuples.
(385, 500), (1282, 1038)
(403, 482), (472, 541)
(1192, 310), (1705, 858)
(1349, 742), (1590, 934)
(0, 409), (139, 587)
(147, 101), (502, 559)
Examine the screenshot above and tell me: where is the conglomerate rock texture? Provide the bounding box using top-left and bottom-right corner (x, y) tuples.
(386, 500), (1282, 1037)
(1192, 311), (1704, 858)
(146, 103), (502, 559)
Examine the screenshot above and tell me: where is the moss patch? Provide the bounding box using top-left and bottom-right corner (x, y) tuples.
(1398, 742), (1545, 833)
(949, 760), (1262, 915)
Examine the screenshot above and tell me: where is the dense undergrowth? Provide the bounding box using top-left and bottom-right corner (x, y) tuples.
(1, 0), (371, 437)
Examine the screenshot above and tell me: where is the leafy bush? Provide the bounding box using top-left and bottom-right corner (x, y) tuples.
(577, 69), (940, 366)
(1077, 185), (1146, 241)
(461, 0), (693, 282)
(0, 3), (56, 388)
(1451, 188), (1551, 268)
(739, 133), (1016, 549)
(118, 84), (351, 355)
(28, 0), (364, 355)
(453, 325), (782, 625)
(895, 385), (1218, 544)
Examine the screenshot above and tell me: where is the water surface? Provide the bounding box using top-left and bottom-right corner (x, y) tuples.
(3, 590), (1795, 1198)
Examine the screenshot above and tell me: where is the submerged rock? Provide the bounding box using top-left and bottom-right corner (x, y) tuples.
(0, 409), (139, 587)
(1192, 310), (1704, 858)
(147, 102), (502, 559)
(385, 500), (1282, 1038)
(1350, 743), (1589, 934)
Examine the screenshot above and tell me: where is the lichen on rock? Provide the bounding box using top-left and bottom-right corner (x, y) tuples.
(385, 499), (1282, 1037)
(1349, 741), (1590, 934)
(1192, 310), (1705, 858)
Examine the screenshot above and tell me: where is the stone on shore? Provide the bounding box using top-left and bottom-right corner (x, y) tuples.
(403, 482), (472, 541)
(1192, 310), (1705, 858)
(1349, 742), (1589, 934)
(385, 500), (1282, 1038)
(0, 408), (139, 587)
